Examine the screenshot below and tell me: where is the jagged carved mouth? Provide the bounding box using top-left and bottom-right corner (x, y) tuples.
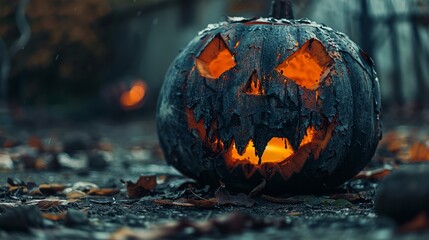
(227, 127), (316, 165)
(186, 109), (336, 179)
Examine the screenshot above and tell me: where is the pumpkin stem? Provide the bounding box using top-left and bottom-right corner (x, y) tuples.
(269, 0), (294, 20)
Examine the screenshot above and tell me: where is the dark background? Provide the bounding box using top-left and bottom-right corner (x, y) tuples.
(0, 0), (428, 123)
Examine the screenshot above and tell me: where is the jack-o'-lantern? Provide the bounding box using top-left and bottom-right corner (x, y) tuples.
(156, 2), (381, 192)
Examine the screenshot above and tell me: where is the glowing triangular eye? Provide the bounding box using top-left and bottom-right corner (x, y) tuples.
(276, 38), (333, 90)
(196, 35), (236, 79)
(243, 70), (265, 95)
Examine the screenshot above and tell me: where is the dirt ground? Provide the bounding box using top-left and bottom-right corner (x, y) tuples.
(1, 111), (429, 240)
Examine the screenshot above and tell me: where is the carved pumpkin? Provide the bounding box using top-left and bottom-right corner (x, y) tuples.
(157, 16), (381, 192)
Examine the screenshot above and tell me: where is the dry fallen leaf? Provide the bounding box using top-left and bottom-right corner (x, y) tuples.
(124, 175), (156, 198)
(39, 183), (67, 196)
(215, 188), (255, 207)
(154, 198), (217, 208)
(27, 199), (68, 210)
(287, 212), (302, 217)
(88, 188), (120, 196)
(287, 211), (302, 216)
(354, 165), (394, 180)
(328, 193), (365, 203)
(66, 190), (86, 199)
(8, 185), (28, 193)
(260, 195), (304, 204)
(0, 202), (19, 210)
(42, 212), (67, 221)
(72, 182), (99, 192)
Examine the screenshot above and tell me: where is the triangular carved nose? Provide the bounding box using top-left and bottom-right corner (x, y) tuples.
(243, 70), (265, 95)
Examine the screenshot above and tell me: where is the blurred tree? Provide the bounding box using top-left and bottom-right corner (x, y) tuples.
(0, 0), (111, 118)
(303, 0), (429, 108)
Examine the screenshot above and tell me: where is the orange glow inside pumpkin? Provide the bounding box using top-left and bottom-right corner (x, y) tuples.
(196, 35), (236, 79)
(276, 39), (332, 90)
(243, 71), (265, 95)
(186, 108), (337, 178)
(120, 80), (147, 110)
(186, 107), (332, 165)
(186, 108), (207, 139)
(186, 108), (224, 152)
(228, 127), (316, 165)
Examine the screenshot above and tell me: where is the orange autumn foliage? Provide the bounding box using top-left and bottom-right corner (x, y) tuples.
(379, 129), (429, 163)
(408, 141), (429, 162)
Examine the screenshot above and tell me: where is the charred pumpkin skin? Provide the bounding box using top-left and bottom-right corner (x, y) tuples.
(156, 18), (381, 192)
